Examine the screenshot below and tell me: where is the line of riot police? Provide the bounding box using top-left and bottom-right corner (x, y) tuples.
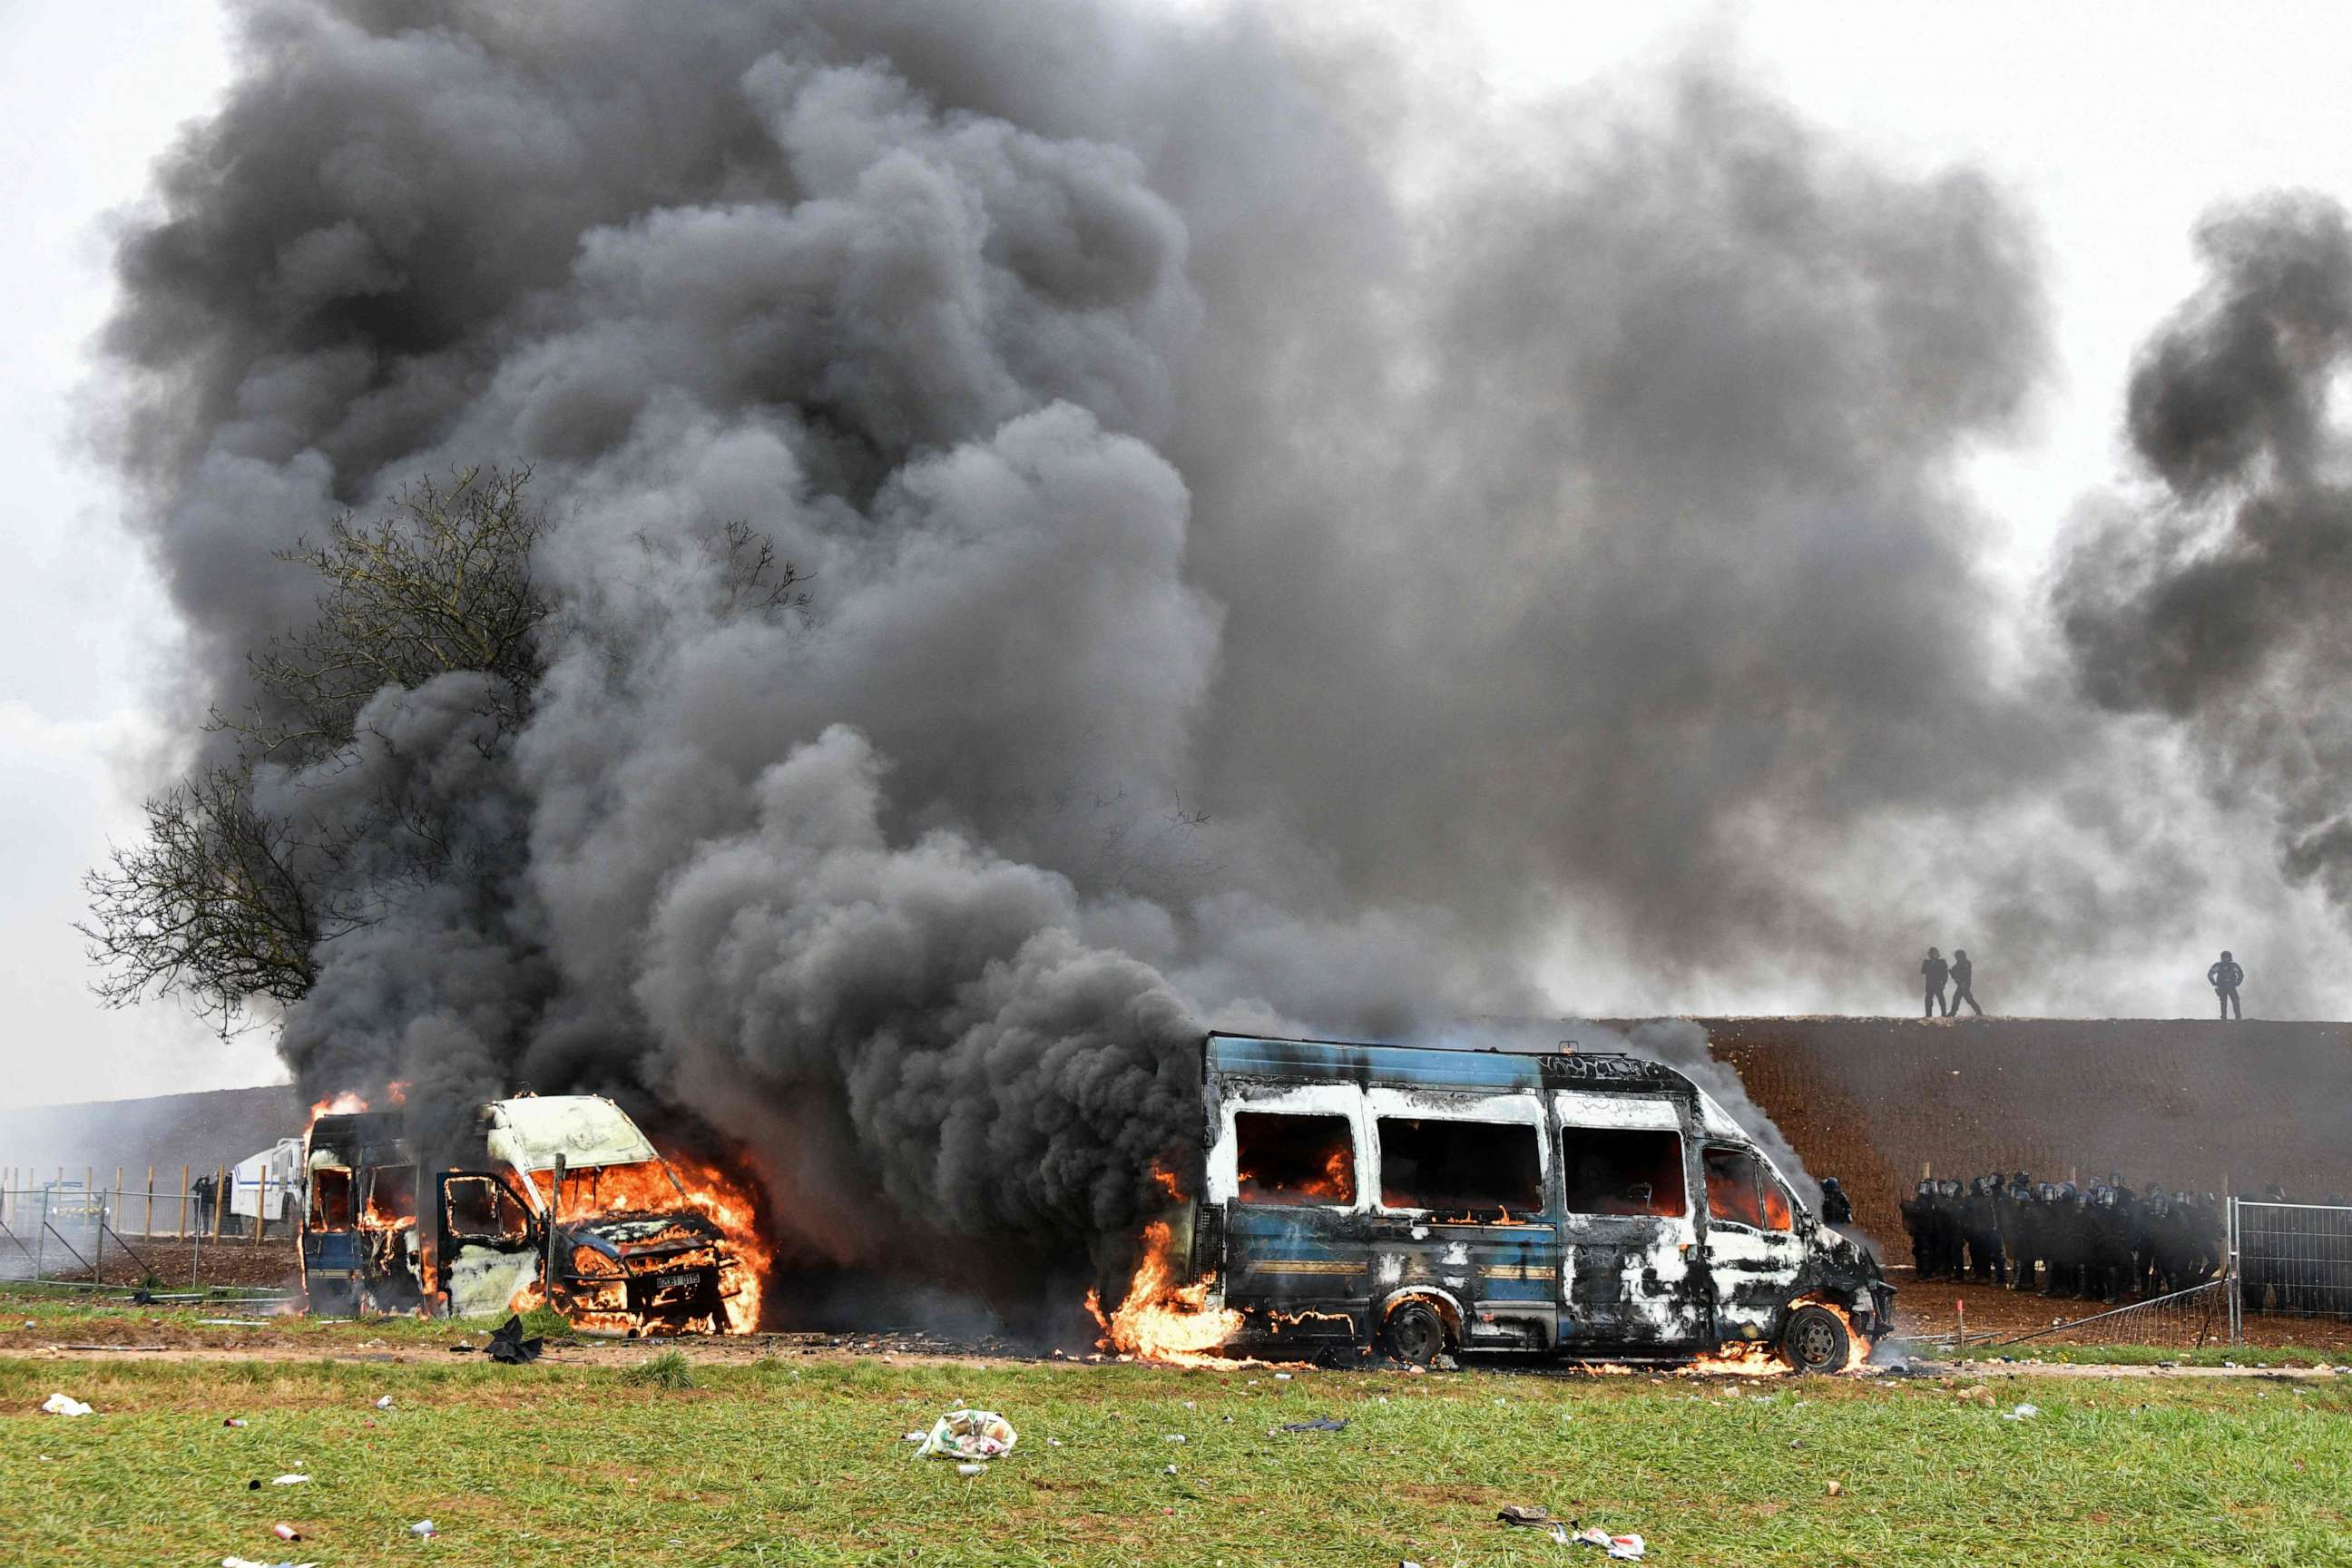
(1896, 1173), (2227, 1304)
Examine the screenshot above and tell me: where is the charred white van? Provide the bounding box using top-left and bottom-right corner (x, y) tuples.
(301, 1093), (751, 1335)
(1175, 1034), (1889, 1369)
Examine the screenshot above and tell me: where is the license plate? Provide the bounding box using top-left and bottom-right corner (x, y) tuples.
(652, 1271), (697, 1291)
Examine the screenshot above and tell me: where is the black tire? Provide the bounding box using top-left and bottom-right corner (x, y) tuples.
(1781, 1304), (1851, 1374)
(1384, 1300), (1449, 1366)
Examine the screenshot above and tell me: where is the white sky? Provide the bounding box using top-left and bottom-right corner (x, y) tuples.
(2, 2), (2347, 1107)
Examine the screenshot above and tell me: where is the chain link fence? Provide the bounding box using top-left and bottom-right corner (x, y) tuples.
(0, 1170), (299, 1296)
(2230, 1199), (2352, 1340)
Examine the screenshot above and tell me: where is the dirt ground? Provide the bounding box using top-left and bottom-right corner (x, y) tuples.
(4, 1233), (295, 1291)
(1889, 1273), (2352, 1351)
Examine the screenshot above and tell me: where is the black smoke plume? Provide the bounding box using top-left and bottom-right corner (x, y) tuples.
(100, 2), (2291, 1284)
(2056, 194), (2352, 912)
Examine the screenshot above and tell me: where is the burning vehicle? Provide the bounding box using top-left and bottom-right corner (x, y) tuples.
(300, 1093), (760, 1335)
(1104, 1034), (1888, 1370)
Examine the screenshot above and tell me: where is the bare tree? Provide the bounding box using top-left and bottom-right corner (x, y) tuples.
(81, 466), (553, 1032)
(228, 465), (549, 762)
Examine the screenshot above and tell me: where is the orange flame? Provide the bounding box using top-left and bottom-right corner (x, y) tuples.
(528, 1152), (770, 1334)
(306, 1090), (369, 1129)
(1683, 1298), (1873, 1377)
(1086, 1219), (1243, 1367)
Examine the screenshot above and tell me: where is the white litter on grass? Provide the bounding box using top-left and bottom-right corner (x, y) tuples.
(1274, 1373), (1292, 1381)
(1046, 1437), (1063, 1447)
(1163, 1464), (1178, 1475)
(270, 1475), (309, 1486)
(1163, 1434), (1187, 1443)
(409, 1520), (436, 1538)
(956, 1463), (985, 1477)
(376, 1396), (394, 1410)
(2002, 1404), (2041, 1422)
(40, 1394), (93, 1417)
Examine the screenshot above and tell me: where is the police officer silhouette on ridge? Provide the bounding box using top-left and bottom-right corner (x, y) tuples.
(1920, 947), (1949, 1019)
(2208, 950), (2244, 1020)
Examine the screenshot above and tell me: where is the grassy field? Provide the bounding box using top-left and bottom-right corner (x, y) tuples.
(6, 1343), (2351, 1567)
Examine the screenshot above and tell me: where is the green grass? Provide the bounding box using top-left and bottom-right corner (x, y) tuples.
(5, 1354), (2350, 1566)
(622, 1348), (696, 1390)
(0, 1287), (561, 1346)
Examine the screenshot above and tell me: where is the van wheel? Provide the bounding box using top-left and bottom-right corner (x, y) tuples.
(1384, 1301), (1449, 1367)
(1781, 1305), (1851, 1373)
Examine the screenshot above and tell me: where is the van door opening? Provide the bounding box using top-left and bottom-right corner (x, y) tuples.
(1372, 1110), (1558, 1350)
(1700, 1144), (1808, 1341)
(436, 1171), (545, 1318)
(1555, 1114), (1703, 1346)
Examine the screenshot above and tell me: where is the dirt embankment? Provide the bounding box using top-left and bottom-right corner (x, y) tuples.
(1696, 1018), (2352, 1234)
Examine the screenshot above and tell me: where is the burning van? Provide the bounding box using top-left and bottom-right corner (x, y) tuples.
(300, 1093), (758, 1335)
(1147, 1034), (1888, 1370)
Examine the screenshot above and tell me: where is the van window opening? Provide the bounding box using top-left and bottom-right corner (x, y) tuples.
(1377, 1118), (1542, 1214)
(363, 1164), (415, 1225)
(446, 1174), (533, 1242)
(1234, 1112), (1357, 1205)
(1559, 1128), (1687, 1216)
(309, 1167), (353, 1230)
(1703, 1145), (1790, 1230)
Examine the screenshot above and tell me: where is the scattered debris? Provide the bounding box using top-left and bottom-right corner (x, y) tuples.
(1162, 1433), (1187, 1443)
(375, 1396), (395, 1410)
(1955, 1385), (1996, 1407)
(956, 1463), (986, 1477)
(1282, 1417), (1348, 1433)
(409, 1521), (436, 1539)
(1826, 1481), (1843, 1497)
(2003, 1404), (2041, 1422)
(1498, 1504), (1556, 1529)
(272, 1524), (303, 1542)
(913, 1408), (1018, 1462)
(270, 1475), (309, 1486)
(1162, 1463), (1179, 1475)
(1046, 1436), (1063, 1447)
(222, 1418), (249, 1428)
(1571, 1525), (1647, 1560)
(1274, 1372), (1293, 1381)
(486, 1315), (544, 1366)
(39, 1394), (93, 1417)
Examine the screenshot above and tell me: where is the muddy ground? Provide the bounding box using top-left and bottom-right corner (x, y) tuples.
(1887, 1273), (2352, 1351)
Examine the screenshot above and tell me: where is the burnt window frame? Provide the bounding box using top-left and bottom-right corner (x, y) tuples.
(308, 1166), (355, 1231)
(1555, 1124), (1690, 1219)
(1371, 1114), (1548, 1218)
(442, 1171), (538, 1247)
(1229, 1106), (1365, 1210)
(1700, 1144), (1796, 1235)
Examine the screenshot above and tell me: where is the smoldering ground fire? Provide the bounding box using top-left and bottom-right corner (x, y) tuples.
(81, 2), (2352, 1348)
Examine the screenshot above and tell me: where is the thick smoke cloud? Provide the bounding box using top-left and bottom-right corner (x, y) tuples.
(2056, 194), (2352, 911)
(96, 2), (2339, 1272)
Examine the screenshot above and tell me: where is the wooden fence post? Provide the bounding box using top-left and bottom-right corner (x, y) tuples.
(213, 1164), (228, 1239)
(145, 1166), (155, 1239)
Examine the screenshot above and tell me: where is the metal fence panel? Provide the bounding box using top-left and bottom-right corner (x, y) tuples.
(0, 1182), (297, 1291)
(2230, 1199), (2352, 1338)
